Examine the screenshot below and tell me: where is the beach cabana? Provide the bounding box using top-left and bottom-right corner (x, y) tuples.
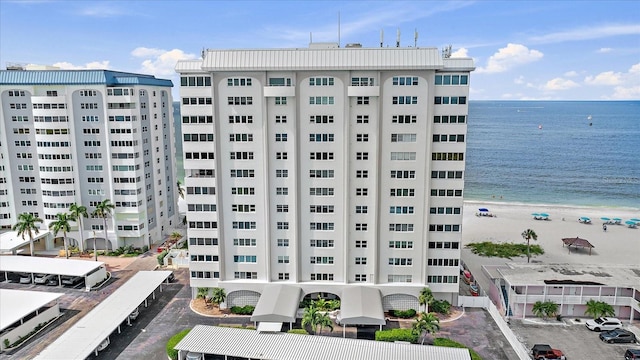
(578, 217), (591, 224)
(562, 237), (595, 255)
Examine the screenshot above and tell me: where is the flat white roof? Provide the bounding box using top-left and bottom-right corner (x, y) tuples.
(0, 255), (104, 277)
(498, 263), (640, 288)
(0, 231), (49, 252)
(176, 325), (472, 360)
(0, 289), (62, 330)
(34, 271), (171, 360)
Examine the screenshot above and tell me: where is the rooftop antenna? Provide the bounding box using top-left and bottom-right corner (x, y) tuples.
(442, 44), (452, 58)
(338, 12), (341, 47)
(414, 29), (418, 47)
(380, 29), (384, 48)
(201, 48), (205, 59)
(396, 28), (400, 47)
(310, 32), (313, 44)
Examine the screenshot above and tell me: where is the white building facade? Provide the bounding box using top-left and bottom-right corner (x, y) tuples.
(0, 69), (178, 250)
(176, 45), (474, 307)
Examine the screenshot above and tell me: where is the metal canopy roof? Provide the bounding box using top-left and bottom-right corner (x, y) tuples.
(0, 231), (49, 253)
(339, 286), (386, 326)
(175, 325), (472, 360)
(34, 271), (172, 360)
(0, 289), (62, 331)
(0, 255), (104, 277)
(250, 284), (302, 323)
(0, 70), (173, 87)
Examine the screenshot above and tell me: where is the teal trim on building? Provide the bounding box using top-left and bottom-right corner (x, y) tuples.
(0, 70), (173, 87)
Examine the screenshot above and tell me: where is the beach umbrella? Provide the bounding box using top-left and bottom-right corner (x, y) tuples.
(540, 213), (549, 217)
(531, 213), (540, 216)
(580, 217), (590, 221)
(600, 217), (610, 221)
(612, 217), (622, 221)
(479, 208), (489, 212)
(630, 218), (640, 222)
(625, 220), (638, 227)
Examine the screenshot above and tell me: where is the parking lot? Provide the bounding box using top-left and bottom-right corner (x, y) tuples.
(509, 318), (639, 359)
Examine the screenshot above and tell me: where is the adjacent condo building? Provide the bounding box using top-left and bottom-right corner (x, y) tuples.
(0, 68), (178, 251)
(176, 44), (474, 308)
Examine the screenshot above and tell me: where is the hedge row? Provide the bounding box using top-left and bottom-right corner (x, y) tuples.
(433, 338), (483, 360)
(375, 328), (418, 343)
(166, 329), (191, 360)
(390, 309), (417, 318)
(230, 305), (255, 315)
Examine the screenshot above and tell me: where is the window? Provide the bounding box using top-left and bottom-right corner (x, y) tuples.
(433, 134), (465, 142)
(309, 134), (334, 142)
(430, 171), (463, 179)
(355, 206), (368, 214)
(356, 188), (368, 196)
(355, 274), (367, 282)
(356, 134), (368, 142)
(276, 169), (288, 177)
(391, 133), (416, 142)
(310, 256), (334, 264)
(392, 76), (419, 85)
(227, 78), (252, 86)
(356, 152), (369, 160)
(276, 205), (288, 213)
(389, 241), (414, 249)
(428, 225), (461, 232)
(389, 223), (414, 232)
(233, 238), (257, 246)
(390, 170), (415, 179)
(309, 188), (334, 196)
(390, 206), (414, 214)
(310, 223), (334, 231)
(182, 97), (212, 105)
(227, 96), (253, 105)
(181, 76), (211, 87)
(388, 258), (413, 266)
(277, 222), (289, 230)
(356, 97), (370, 105)
(184, 115), (214, 124)
(234, 255), (257, 263)
(276, 115), (287, 123)
(310, 152), (333, 160)
(310, 239), (334, 247)
(431, 189), (463, 197)
(355, 223), (367, 231)
(355, 257), (367, 265)
(391, 152), (416, 160)
(276, 187), (288, 195)
(189, 237), (218, 246)
(355, 240), (367, 248)
(392, 96), (417, 105)
(277, 238), (289, 247)
(434, 96), (466, 105)
(309, 77), (334, 86)
(435, 74), (468, 85)
(356, 170), (368, 178)
(388, 275), (412, 283)
(434, 115), (467, 124)
(229, 133), (253, 142)
(276, 152), (288, 160)
(275, 133), (287, 142)
(230, 151), (254, 160)
(232, 187), (255, 195)
(269, 77), (292, 86)
(392, 115), (417, 123)
(309, 170), (334, 178)
(428, 258), (460, 267)
(427, 275), (459, 283)
(309, 96), (334, 105)
(229, 115), (253, 123)
(232, 204), (256, 212)
(234, 272), (257, 279)
(310, 115), (334, 123)
(351, 77), (374, 86)
(432, 152), (464, 161)
(310, 273), (334, 281)
(230, 169), (255, 178)
(232, 221), (257, 229)
(356, 115), (369, 124)
(275, 97), (287, 105)
(310, 205), (334, 213)
(278, 273), (290, 280)
(188, 221), (217, 229)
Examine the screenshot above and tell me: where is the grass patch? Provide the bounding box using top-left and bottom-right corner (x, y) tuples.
(434, 338), (483, 360)
(466, 241), (544, 259)
(166, 328), (191, 360)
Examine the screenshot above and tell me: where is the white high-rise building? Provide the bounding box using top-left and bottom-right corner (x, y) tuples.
(176, 44), (474, 308)
(0, 69), (178, 251)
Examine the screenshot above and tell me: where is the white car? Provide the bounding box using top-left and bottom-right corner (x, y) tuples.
(97, 337), (110, 352)
(128, 308), (139, 321)
(185, 352), (204, 360)
(586, 317), (622, 332)
(34, 273), (55, 285)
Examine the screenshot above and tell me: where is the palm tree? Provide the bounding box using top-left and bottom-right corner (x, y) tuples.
(301, 305), (320, 335)
(12, 212), (43, 256)
(584, 299), (615, 319)
(196, 287), (210, 302)
(177, 180), (185, 199)
(419, 287), (435, 313)
(92, 199), (115, 251)
(69, 203), (88, 252)
(521, 228), (538, 263)
(316, 312), (333, 335)
(314, 298), (329, 311)
(532, 300), (559, 320)
(211, 287), (226, 307)
(49, 212), (75, 259)
(412, 312), (440, 345)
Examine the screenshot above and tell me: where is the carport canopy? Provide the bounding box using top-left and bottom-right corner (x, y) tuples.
(33, 271), (172, 360)
(0, 231), (50, 254)
(339, 286), (385, 326)
(250, 284), (302, 324)
(0, 255), (104, 279)
(0, 289), (62, 331)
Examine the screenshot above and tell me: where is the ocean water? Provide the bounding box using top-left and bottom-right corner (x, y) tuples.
(464, 101), (640, 209)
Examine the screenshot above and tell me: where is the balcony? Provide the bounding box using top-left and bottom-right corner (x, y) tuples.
(263, 86), (295, 97)
(347, 86), (379, 97)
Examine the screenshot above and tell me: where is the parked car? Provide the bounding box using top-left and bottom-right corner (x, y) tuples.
(61, 276), (83, 286)
(600, 329), (637, 344)
(585, 317), (622, 332)
(128, 308), (139, 321)
(185, 352), (204, 360)
(34, 273), (55, 285)
(46, 277), (59, 286)
(19, 274), (32, 284)
(167, 271), (175, 282)
(96, 337), (110, 352)
(625, 349), (640, 360)
(531, 344), (566, 360)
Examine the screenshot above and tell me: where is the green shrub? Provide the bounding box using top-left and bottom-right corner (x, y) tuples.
(157, 250), (168, 265)
(375, 328), (418, 343)
(391, 309), (417, 318)
(288, 329), (309, 335)
(431, 300), (451, 315)
(142, 245), (149, 253)
(433, 338), (483, 360)
(230, 305), (255, 315)
(466, 242), (544, 259)
(166, 329), (191, 360)
(4, 338), (10, 348)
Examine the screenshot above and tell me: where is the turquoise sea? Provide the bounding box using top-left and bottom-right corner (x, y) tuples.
(465, 101), (640, 209)
(172, 101), (640, 209)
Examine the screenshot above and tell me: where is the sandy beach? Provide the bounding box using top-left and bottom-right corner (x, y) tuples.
(462, 201), (640, 266)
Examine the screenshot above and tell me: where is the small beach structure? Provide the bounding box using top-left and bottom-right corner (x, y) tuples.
(612, 217), (622, 225)
(476, 208), (494, 217)
(625, 220), (638, 228)
(600, 217), (611, 224)
(578, 216), (591, 224)
(539, 213), (550, 220)
(562, 237), (595, 255)
(531, 213), (543, 220)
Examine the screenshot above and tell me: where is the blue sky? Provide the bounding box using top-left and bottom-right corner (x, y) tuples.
(1, 0), (638, 100)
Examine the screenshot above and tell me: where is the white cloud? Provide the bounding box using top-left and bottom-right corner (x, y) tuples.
(610, 85), (640, 99)
(584, 71), (622, 86)
(450, 47), (468, 58)
(564, 70), (578, 77)
(514, 76), (525, 84)
(78, 4), (127, 18)
(52, 61), (110, 69)
(131, 47), (198, 77)
(529, 24), (640, 44)
(597, 47), (613, 53)
(542, 77), (579, 91)
(476, 43), (543, 74)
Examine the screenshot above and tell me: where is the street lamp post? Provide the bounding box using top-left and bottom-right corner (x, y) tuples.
(93, 230), (98, 261)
